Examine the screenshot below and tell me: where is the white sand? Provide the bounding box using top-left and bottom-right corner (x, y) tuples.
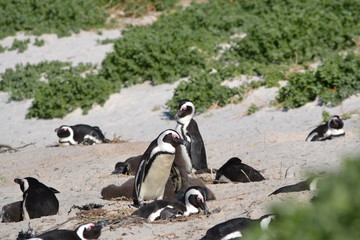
(0, 29), (359, 240)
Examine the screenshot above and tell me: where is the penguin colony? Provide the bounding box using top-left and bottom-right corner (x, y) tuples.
(0, 98), (346, 239)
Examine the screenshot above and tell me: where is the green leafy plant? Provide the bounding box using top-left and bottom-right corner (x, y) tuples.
(243, 156), (360, 240)
(247, 104), (262, 115)
(322, 110), (331, 123)
(34, 38), (45, 47)
(0, 44), (5, 53)
(277, 53), (360, 109)
(9, 38), (30, 53)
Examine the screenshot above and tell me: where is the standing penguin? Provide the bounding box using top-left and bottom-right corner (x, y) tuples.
(305, 115), (345, 141)
(134, 129), (185, 206)
(175, 99), (208, 172)
(55, 124), (108, 146)
(132, 186), (209, 221)
(20, 222), (103, 240)
(14, 177), (59, 220)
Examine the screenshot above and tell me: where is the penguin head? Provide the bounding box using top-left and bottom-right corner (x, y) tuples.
(328, 115), (344, 129)
(76, 223), (103, 239)
(215, 157), (242, 180)
(14, 177), (39, 193)
(54, 125), (73, 138)
(155, 129), (185, 154)
(112, 162), (130, 175)
(184, 186), (209, 215)
(175, 100), (195, 124)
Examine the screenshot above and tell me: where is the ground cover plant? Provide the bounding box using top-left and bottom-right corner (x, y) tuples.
(243, 156), (360, 240)
(0, 0), (360, 119)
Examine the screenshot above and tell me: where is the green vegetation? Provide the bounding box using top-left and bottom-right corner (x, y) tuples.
(247, 104), (262, 115)
(0, 0), (360, 119)
(9, 38), (30, 53)
(243, 156), (360, 240)
(322, 110), (331, 123)
(0, 0), (179, 40)
(0, 61), (113, 119)
(34, 38), (45, 47)
(277, 53), (360, 109)
(0, 44), (5, 53)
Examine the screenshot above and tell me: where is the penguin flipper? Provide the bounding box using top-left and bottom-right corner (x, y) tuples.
(134, 159), (147, 204)
(187, 119), (208, 170)
(269, 180), (309, 196)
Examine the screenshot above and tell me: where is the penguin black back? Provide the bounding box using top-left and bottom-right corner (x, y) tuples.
(34, 222), (102, 240)
(14, 177), (59, 220)
(215, 157), (265, 183)
(175, 99), (208, 171)
(55, 124), (107, 145)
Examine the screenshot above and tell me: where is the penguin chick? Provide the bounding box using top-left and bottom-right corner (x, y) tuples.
(101, 178), (177, 201)
(24, 222), (103, 240)
(269, 176), (320, 196)
(132, 186), (209, 222)
(112, 155), (142, 175)
(201, 214), (275, 240)
(14, 177), (59, 220)
(306, 115), (345, 141)
(134, 129), (185, 206)
(175, 99), (208, 172)
(1, 201), (22, 223)
(55, 124), (109, 146)
(215, 157), (265, 183)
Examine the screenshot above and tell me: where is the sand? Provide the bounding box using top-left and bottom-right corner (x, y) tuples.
(0, 29), (360, 240)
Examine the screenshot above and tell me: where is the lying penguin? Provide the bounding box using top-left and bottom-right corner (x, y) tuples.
(268, 176), (320, 196)
(201, 214), (275, 240)
(55, 124), (109, 146)
(214, 157), (265, 183)
(15, 177), (59, 220)
(18, 222), (103, 240)
(132, 186), (209, 222)
(305, 115), (345, 141)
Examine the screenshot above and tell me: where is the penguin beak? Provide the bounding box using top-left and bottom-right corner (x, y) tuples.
(197, 199), (209, 215)
(54, 128), (58, 133)
(174, 137), (186, 145)
(14, 178), (23, 185)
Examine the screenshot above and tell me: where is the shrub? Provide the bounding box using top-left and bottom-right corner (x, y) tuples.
(243, 156), (360, 240)
(277, 53), (360, 109)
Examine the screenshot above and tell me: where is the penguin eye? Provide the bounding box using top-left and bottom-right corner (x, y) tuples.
(197, 196), (204, 202)
(172, 133), (179, 139)
(180, 106), (187, 111)
(61, 127), (67, 131)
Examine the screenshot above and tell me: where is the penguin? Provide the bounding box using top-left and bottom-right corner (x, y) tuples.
(175, 99), (208, 172)
(14, 177), (59, 220)
(134, 129), (185, 206)
(268, 176), (320, 196)
(201, 214), (275, 240)
(112, 155), (142, 175)
(305, 115), (345, 141)
(21, 222), (103, 240)
(101, 177), (177, 201)
(54, 124), (109, 146)
(0, 201), (22, 223)
(132, 186), (209, 222)
(214, 157), (265, 183)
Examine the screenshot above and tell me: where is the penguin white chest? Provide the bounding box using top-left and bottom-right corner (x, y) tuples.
(140, 154), (175, 200)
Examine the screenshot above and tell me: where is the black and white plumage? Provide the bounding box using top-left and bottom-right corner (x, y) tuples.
(175, 99), (208, 172)
(132, 186), (209, 222)
(134, 129), (185, 206)
(215, 157), (265, 183)
(268, 176), (320, 196)
(21, 222), (103, 240)
(201, 214), (275, 240)
(305, 115), (345, 141)
(14, 177), (59, 220)
(55, 124), (108, 146)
